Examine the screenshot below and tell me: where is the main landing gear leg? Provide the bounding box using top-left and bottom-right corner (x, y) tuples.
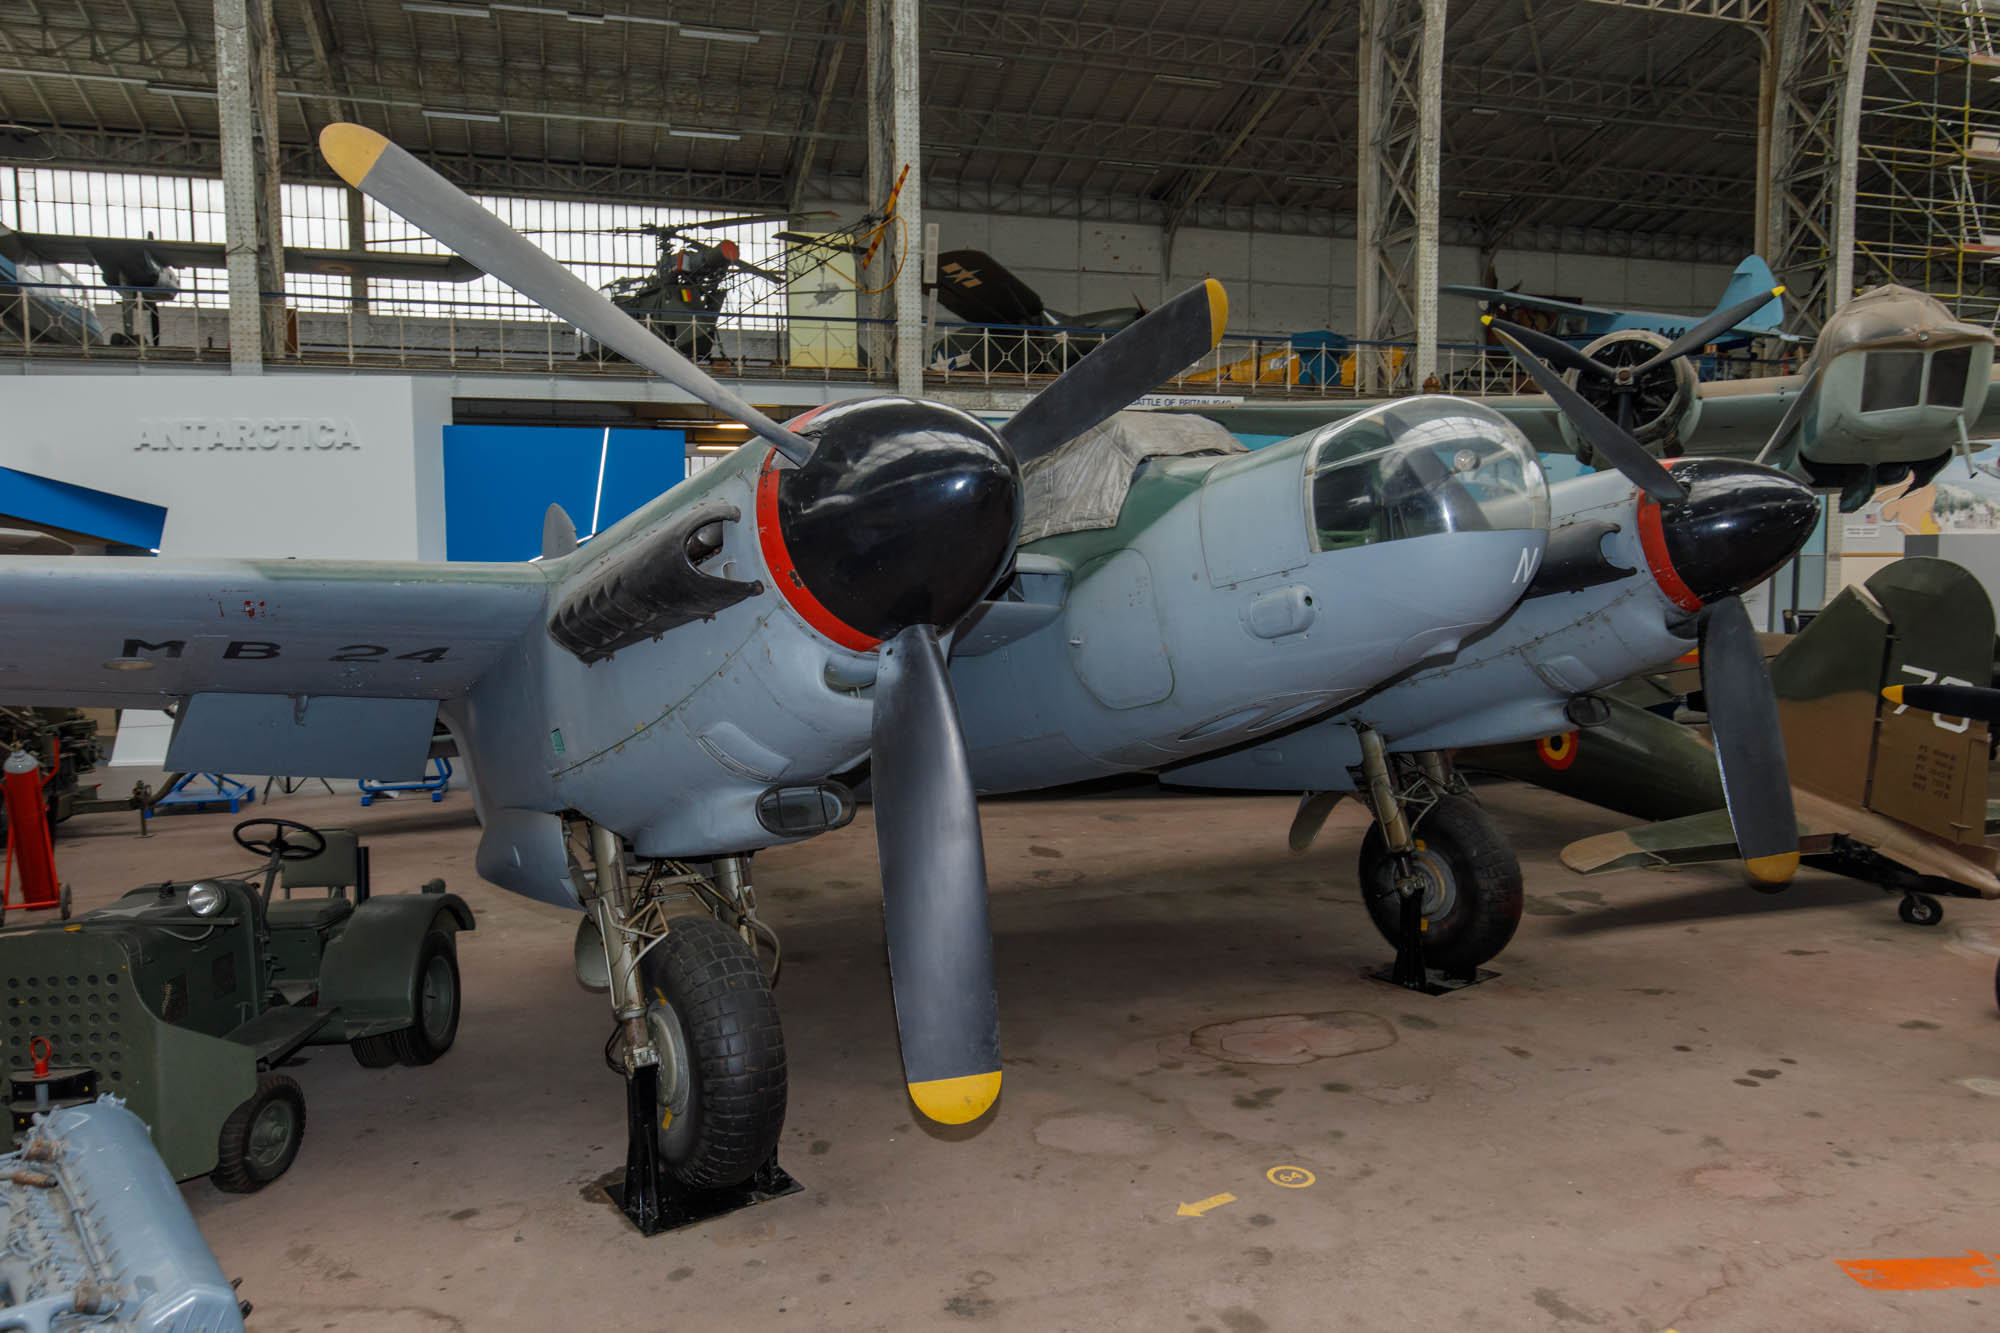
(574, 828), (798, 1235)
(1353, 733), (1521, 995)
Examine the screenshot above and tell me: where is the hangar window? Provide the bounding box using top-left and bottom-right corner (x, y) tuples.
(1860, 350), (1924, 413)
(1928, 345), (1972, 408)
(1305, 400), (1547, 552)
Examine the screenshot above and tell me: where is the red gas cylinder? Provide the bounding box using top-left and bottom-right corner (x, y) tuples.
(3, 749), (61, 911)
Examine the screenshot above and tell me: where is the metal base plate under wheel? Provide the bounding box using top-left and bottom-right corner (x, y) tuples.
(603, 1063), (801, 1236)
(1366, 858), (1498, 996)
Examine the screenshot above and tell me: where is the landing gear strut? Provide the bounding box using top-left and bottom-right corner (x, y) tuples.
(1353, 732), (1522, 994)
(571, 824), (799, 1235)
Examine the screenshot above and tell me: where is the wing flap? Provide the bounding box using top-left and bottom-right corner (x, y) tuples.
(0, 556), (550, 708)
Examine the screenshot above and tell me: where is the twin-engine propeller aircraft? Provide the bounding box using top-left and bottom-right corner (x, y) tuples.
(1468, 557), (2000, 925)
(944, 321), (1820, 984)
(0, 123), (1232, 1231)
(1192, 279), (1999, 512)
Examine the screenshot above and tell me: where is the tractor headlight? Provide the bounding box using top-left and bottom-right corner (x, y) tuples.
(185, 880), (227, 917)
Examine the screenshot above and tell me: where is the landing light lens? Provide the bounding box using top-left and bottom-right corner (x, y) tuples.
(186, 881), (226, 916)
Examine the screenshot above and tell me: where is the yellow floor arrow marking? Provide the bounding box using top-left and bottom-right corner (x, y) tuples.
(1175, 1192), (1236, 1218)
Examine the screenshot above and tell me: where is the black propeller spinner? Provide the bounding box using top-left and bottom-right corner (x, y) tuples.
(320, 121), (1228, 1126)
(1487, 308), (1819, 890)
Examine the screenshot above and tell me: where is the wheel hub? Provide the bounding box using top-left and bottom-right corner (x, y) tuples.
(419, 954), (455, 1045)
(1401, 845), (1458, 919)
(645, 999), (694, 1131)
(248, 1100), (295, 1170)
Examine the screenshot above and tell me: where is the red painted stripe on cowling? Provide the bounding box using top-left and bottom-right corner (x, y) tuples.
(754, 449), (883, 653)
(1636, 494), (1703, 613)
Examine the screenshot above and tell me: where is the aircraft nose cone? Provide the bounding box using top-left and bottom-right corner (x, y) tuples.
(776, 398), (1023, 641)
(1653, 458), (1820, 606)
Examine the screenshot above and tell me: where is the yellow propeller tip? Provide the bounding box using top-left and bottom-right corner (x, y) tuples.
(319, 122), (390, 188)
(908, 1070), (1001, 1125)
(1772, 284), (1787, 297)
(1480, 313), (1494, 327)
(1204, 279), (1228, 345)
(1881, 685), (1905, 704)
(1743, 851), (1800, 887)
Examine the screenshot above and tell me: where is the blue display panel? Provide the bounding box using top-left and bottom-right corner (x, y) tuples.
(0, 465), (167, 551)
(442, 425), (686, 561)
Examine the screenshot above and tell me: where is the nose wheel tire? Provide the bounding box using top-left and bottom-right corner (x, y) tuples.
(351, 931), (462, 1067)
(639, 914), (787, 1191)
(1358, 794), (1524, 974)
(213, 1073), (306, 1193)
(1898, 893), (1944, 927)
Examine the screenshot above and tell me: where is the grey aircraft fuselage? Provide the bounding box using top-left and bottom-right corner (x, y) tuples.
(953, 429), (1757, 799)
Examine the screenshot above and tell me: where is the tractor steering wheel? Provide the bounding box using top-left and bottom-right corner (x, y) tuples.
(232, 818), (327, 863)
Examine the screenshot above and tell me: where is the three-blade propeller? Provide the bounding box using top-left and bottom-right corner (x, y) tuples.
(1486, 283), (1783, 436)
(321, 123), (1226, 1125)
(1490, 313), (1803, 887)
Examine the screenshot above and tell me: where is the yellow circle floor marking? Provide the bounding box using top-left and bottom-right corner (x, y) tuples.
(1266, 1165), (1316, 1188)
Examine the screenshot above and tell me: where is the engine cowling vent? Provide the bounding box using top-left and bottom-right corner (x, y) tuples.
(548, 498), (761, 664)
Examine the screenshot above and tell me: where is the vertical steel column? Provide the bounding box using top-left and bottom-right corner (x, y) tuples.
(346, 186), (369, 313)
(864, 0), (895, 377)
(1355, 0), (1447, 392)
(890, 0), (923, 396)
(214, 0), (263, 371)
(1767, 0), (1877, 331)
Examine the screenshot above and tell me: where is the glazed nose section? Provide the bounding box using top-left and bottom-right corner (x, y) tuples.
(1648, 459), (1820, 608)
(777, 398), (1024, 640)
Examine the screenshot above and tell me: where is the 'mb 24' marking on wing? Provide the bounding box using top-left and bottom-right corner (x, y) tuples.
(121, 638), (452, 663)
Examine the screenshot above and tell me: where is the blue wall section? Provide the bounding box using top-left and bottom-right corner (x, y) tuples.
(442, 425), (686, 561)
(0, 465), (167, 550)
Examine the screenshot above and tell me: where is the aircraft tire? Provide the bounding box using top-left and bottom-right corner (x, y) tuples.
(639, 914), (788, 1190)
(1358, 794), (1524, 973)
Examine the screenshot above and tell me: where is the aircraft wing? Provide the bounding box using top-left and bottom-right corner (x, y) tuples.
(0, 556), (551, 776)
(1170, 397), (1568, 449)
(1177, 371), (1808, 460)
(1558, 809), (1747, 874)
(3, 231), (483, 283)
(1440, 284), (1624, 318)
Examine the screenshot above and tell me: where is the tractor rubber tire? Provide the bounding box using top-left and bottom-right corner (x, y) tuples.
(639, 914), (787, 1191)
(213, 1073), (306, 1193)
(1359, 793), (1525, 974)
(351, 931), (461, 1067)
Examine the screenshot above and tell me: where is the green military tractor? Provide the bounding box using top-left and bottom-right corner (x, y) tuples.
(1, 818), (473, 1191)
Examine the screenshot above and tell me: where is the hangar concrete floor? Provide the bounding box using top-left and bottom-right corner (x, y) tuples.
(35, 777), (2000, 1332)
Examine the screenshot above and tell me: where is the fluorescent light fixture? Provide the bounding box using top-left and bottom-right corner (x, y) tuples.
(1456, 188), (1514, 200)
(423, 107), (504, 123)
(1468, 105), (1501, 116)
(671, 127), (741, 140)
(1155, 73), (1221, 88)
(1287, 175), (1336, 186)
(402, 1), (492, 16)
(1103, 159), (1156, 170)
(1542, 113), (1602, 126)
(933, 49), (1005, 66)
(679, 24), (758, 42)
(693, 443), (739, 453)
(146, 83), (218, 99)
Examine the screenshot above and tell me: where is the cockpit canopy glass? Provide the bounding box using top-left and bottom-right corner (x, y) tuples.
(1305, 399), (1549, 552)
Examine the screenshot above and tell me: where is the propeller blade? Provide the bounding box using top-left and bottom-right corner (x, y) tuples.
(1633, 285), (1785, 374)
(871, 623), (1002, 1126)
(317, 123), (813, 466)
(1485, 320), (1689, 504)
(1000, 279), (1229, 467)
(1882, 682), (2000, 726)
(1699, 594), (1799, 887)
(1484, 317), (1602, 378)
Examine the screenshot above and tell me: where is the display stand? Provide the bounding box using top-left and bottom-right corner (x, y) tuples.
(359, 758), (452, 806)
(145, 773), (255, 817)
(1366, 887), (1497, 996)
(601, 1061), (801, 1236)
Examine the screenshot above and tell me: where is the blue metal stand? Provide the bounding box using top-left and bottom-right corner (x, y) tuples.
(359, 757), (453, 807)
(145, 773), (255, 818)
